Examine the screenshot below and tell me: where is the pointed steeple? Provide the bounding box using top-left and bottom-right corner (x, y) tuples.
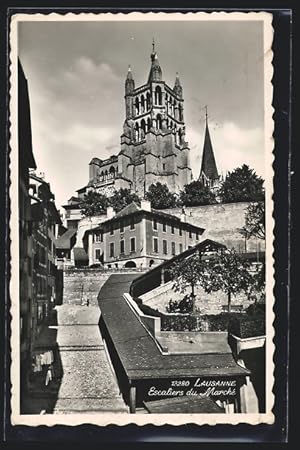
(125, 65), (135, 94)
(198, 107), (219, 182)
(148, 39), (162, 82)
(174, 72), (183, 98)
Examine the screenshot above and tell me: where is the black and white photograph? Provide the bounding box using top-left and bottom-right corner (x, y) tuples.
(10, 12), (274, 426)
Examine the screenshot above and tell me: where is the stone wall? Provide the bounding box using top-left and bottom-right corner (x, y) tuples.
(140, 280), (253, 315)
(164, 202), (265, 253)
(63, 270), (111, 306)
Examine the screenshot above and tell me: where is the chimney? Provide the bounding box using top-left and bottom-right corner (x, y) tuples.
(180, 207), (186, 222)
(106, 206), (115, 219)
(141, 199), (151, 212)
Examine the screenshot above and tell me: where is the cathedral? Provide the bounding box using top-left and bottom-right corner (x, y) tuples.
(79, 42), (193, 199)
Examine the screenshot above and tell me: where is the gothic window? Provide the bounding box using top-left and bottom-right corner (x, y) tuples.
(141, 95), (145, 113)
(146, 92), (151, 110)
(156, 114), (162, 130)
(109, 166), (115, 178)
(135, 122), (140, 141)
(147, 117), (152, 131)
(135, 97), (140, 115)
(155, 86), (162, 105)
(100, 171), (104, 181)
(105, 170), (108, 180)
(179, 104), (183, 121)
(141, 119), (146, 138)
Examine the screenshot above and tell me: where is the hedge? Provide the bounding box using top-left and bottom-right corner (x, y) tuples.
(133, 297), (265, 338)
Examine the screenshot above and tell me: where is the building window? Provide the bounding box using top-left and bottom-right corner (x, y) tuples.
(163, 240), (168, 255)
(130, 237), (136, 253)
(189, 229), (192, 239)
(95, 249), (101, 260)
(120, 239), (125, 254)
(110, 224), (114, 235)
(163, 163), (166, 171)
(120, 220), (124, 233)
(109, 242), (114, 258)
(171, 242), (176, 256)
(179, 243), (183, 254)
(95, 233), (102, 242)
(171, 225), (175, 234)
(163, 222), (167, 232)
(153, 219), (157, 230)
(179, 227), (182, 236)
(196, 232), (199, 241)
(153, 237), (158, 253)
(130, 217), (135, 230)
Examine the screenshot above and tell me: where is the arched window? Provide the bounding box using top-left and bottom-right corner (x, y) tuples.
(156, 114), (162, 130)
(124, 260), (136, 268)
(155, 86), (162, 105)
(135, 97), (140, 115)
(141, 95), (145, 113)
(177, 130), (181, 145)
(146, 92), (151, 110)
(179, 104), (183, 121)
(109, 166), (115, 178)
(141, 119), (146, 138)
(105, 170), (108, 180)
(147, 117), (152, 131)
(100, 171), (104, 181)
(135, 122), (139, 141)
(178, 129), (182, 145)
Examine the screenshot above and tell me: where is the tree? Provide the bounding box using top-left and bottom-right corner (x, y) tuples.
(79, 191), (110, 217)
(170, 253), (207, 313)
(180, 180), (217, 207)
(240, 201), (265, 240)
(110, 188), (140, 212)
(200, 249), (252, 313)
(219, 164), (264, 203)
(247, 262), (265, 304)
(145, 182), (177, 209)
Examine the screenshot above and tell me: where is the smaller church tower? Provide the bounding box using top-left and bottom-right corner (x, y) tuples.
(198, 107), (220, 190)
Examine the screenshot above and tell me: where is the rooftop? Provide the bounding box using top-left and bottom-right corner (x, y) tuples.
(86, 202), (205, 235)
(99, 274), (250, 381)
(55, 229), (77, 250)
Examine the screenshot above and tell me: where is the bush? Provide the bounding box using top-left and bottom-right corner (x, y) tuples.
(166, 295), (195, 314)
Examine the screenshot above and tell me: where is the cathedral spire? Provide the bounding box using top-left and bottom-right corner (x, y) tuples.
(174, 72), (183, 98)
(148, 39), (162, 82)
(198, 107), (219, 183)
(125, 65), (135, 94)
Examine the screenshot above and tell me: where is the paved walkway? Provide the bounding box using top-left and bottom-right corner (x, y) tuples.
(23, 302), (128, 414)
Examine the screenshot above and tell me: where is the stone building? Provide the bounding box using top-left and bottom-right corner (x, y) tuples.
(18, 61), (37, 384)
(79, 42), (193, 198)
(29, 173), (63, 348)
(83, 200), (204, 269)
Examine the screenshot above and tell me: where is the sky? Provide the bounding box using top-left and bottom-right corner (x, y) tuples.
(18, 18), (265, 210)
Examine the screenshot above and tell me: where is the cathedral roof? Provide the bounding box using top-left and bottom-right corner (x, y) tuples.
(199, 121), (219, 181)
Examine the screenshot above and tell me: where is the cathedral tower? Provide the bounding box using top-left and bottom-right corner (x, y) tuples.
(86, 42), (193, 199)
(119, 41), (193, 197)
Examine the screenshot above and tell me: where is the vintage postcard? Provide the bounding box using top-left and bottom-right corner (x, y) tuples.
(9, 11), (274, 426)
